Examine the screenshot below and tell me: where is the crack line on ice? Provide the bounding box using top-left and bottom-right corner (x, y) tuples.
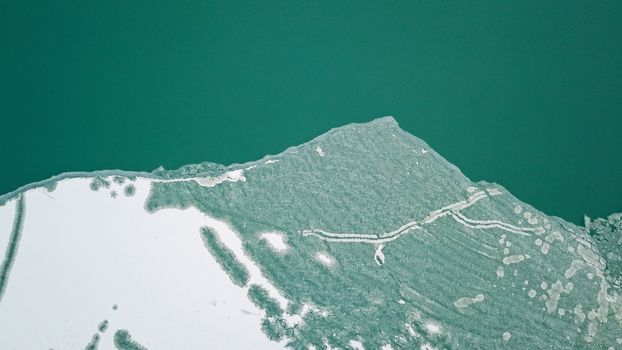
(300, 191), (540, 245)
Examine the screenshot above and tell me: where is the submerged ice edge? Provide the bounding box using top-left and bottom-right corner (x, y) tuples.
(0, 194), (24, 302)
(0, 117), (402, 204)
(0, 115), (595, 231)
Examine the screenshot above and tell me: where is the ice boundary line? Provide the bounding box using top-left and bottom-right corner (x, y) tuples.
(300, 190), (543, 244)
(0, 194), (25, 302)
(0, 117), (400, 205)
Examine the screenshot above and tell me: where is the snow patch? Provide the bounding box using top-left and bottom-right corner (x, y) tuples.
(260, 232), (289, 253)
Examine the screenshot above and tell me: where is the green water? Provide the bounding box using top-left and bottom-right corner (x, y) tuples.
(1, 1), (621, 224)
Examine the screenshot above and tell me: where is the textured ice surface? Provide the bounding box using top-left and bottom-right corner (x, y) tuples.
(0, 117), (621, 349)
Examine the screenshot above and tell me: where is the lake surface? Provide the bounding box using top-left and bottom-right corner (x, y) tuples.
(1, 1), (620, 224)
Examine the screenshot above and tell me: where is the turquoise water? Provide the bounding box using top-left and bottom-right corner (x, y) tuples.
(1, 1), (621, 224)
